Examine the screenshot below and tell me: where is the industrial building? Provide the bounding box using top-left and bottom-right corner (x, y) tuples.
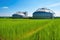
(33, 8), (55, 19)
(12, 11), (27, 18)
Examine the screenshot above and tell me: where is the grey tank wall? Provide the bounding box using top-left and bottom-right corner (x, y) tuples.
(33, 11), (54, 19)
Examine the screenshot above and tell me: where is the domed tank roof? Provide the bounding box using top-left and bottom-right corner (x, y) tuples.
(35, 8), (55, 14)
(15, 11), (25, 16)
(12, 11), (25, 18)
(13, 14), (24, 16)
(12, 14), (25, 18)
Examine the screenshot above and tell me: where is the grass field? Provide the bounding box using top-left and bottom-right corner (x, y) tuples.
(0, 19), (60, 40)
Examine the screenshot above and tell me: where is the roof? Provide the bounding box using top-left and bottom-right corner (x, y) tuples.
(35, 8), (55, 14)
(14, 11), (25, 16)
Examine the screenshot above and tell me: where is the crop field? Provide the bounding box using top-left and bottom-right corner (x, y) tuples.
(0, 19), (60, 40)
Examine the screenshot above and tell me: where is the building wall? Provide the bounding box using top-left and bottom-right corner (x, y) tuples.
(33, 12), (53, 19)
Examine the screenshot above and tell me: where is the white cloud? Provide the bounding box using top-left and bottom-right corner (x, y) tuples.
(47, 2), (60, 7)
(2, 6), (9, 9)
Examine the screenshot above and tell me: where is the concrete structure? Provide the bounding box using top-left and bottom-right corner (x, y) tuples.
(12, 11), (27, 18)
(33, 8), (55, 19)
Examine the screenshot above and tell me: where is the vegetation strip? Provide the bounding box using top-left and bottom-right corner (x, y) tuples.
(21, 21), (53, 39)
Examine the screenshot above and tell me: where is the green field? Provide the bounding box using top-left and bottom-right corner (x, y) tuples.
(0, 19), (60, 40)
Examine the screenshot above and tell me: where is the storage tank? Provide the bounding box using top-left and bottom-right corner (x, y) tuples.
(12, 11), (27, 18)
(33, 8), (55, 19)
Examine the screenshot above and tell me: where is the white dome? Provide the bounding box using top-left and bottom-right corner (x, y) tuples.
(36, 8), (55, 14)
(15, 11), (25, 16)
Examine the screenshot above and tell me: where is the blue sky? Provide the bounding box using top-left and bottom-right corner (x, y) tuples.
(0, 0), (60, 16)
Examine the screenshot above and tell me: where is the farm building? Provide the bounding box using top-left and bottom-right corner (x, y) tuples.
(12, 11), (27, 18)
(33, 8), (55, 19)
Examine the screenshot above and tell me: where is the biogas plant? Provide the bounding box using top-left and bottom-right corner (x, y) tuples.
(33, 8), (55, 19)
(12, 8), (55, 19)
(12, 11), (27, 18)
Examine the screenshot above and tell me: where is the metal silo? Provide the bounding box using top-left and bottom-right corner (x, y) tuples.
(33, 8), (55, 19)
